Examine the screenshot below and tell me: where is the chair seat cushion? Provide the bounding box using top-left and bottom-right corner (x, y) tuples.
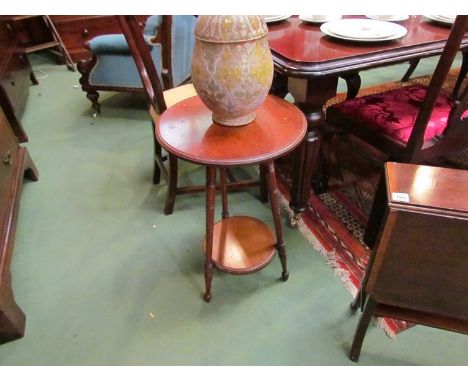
(330, 84), (455, 144)
(163, 84), (197, 108)
(88, 34), (154, 54)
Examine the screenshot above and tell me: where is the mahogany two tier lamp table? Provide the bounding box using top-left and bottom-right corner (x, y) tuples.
(157, 95), (307, 302)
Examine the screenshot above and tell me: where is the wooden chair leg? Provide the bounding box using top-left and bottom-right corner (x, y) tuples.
(164, 154), (178, 215)
(349, 297), (376, 362)
(452, 49), (468, 98)
(204, 166), (217, 303)
(264, 161), (289, 281)
(401, 59), (420, 82)
(152, 123), (162, 185)
(219, 168), (229, 219)
(363, 173), (388, 248)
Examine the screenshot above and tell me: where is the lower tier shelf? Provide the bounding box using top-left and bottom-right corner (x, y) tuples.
(203, 216), (276, 275)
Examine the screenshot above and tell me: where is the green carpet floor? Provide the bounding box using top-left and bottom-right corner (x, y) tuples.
(0, 53), (467, 366)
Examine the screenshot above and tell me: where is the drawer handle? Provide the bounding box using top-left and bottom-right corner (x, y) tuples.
(82, 28), (89, 37)
(2, 151), (13, 166)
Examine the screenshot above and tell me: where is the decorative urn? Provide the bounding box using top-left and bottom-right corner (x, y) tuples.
(191, 15), (274, 126)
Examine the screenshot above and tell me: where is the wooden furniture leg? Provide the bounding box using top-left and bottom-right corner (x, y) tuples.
(401, 59), (421, 82)
(363, 174), (388, 248)
(287, 76), (338, 226)
(203, 166), (216, 303)
(77, 56), (101, 118)
(164, 154), (178, 215)
(264, 161), (289, 281)
(349, 297), (377, 362)
(259, 164), (268, 203)
(341, 72), (362, 100)
(220, 168), (229, 219)
(453, 49), (468, 98)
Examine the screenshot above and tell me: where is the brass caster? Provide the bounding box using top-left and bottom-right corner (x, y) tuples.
(288, 213), (301, 228)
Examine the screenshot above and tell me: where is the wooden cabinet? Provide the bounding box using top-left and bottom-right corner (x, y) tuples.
(0, 17), (31, 118)
(0, 77), (37, 346)
(48, 16), (148, 62)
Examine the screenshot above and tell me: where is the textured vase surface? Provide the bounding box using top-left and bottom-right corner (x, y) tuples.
(191, 15), (274, 126)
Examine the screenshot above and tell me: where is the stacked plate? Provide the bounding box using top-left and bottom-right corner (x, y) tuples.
(320, 18), (408, 42)
(260, 15), (292, 23)
(299, 15), (342, 24)
(366, 15), (409, 22)
(424, 15), (456, 25)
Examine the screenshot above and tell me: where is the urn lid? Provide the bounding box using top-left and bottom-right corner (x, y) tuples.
(194, 15), (268, 43)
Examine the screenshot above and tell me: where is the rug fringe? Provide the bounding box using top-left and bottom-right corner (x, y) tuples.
(278, 193), (358, 297)
(278, 192), (396, 338)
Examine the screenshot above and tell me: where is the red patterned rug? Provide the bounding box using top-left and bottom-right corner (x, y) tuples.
(276, 70), (467, 337)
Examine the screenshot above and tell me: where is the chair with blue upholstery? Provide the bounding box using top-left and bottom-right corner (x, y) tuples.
(77, 15), (197, 117)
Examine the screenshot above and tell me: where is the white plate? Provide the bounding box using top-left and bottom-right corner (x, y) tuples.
(261, 15), (292, 23)
(366, 15), (409, 22)
(324, 19), (406, 40)
(424, 15), (456, 25)
(320, 21), (407, 42)
(299, 15), (342, 24)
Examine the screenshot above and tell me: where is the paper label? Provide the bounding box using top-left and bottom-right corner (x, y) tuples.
(391, 192), (410, 203)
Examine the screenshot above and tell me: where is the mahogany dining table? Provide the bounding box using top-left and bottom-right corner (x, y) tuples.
(267, 15), (468, 226)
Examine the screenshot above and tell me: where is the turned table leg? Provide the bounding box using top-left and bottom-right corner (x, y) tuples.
(204, 166), (217, 302)
(287, 76), (339, 227)
(219, 168), (229, 219)
(264, 161), (289, 281)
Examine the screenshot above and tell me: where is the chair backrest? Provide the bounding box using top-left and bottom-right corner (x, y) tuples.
(406, 15), (468, 162)
(117, 15), (167, 117)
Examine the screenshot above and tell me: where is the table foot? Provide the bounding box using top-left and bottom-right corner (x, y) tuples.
(203, 293), (212, 303)
(288, 213), (301, 228)
(281, 271), (289, 281)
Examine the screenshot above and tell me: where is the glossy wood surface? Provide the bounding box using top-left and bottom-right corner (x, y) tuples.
(157, 95), (307, 167)
(350, 162), (468, 361)
(268, 16), (468, 77)
(203, 216), (276, 275)
(386, 162), (468, 213)
(0, 100), (38, 344)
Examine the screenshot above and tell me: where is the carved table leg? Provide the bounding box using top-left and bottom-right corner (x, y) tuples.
(204, 166), (217, 302)
(264, 161), (289, 281)
(287, 76), (339, 227)
(341, 72), (362, 100)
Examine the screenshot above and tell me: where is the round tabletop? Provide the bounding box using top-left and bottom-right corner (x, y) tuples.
(156, 95), (307, 167)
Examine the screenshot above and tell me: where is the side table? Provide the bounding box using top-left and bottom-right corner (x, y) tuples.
(349, 162), (468, 361)
(157, 95), (307, 302)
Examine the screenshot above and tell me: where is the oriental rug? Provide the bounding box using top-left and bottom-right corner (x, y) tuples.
(276, 70), (467, 337)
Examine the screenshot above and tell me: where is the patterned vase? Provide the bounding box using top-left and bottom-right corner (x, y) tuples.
(191, 15), (274, 126)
